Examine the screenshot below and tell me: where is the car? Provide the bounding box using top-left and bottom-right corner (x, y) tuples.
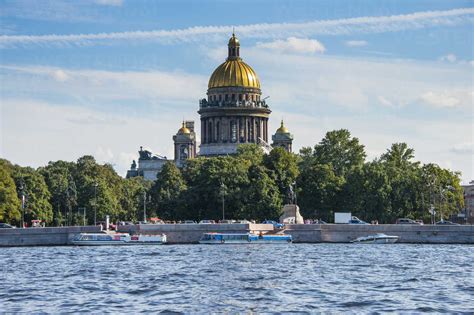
(0, 223), (15, 228)
(348, 216), (369, 224)
(199, 220), (216, 224)
(118, 221), (135, 226)
(395, 218), (421, 225)
(182, 220), (197, 224)
(436, 220), (460, 225)
(235, 220), (251, 224)
(218, 219), (236, 224)
(262, 220), (285, 229)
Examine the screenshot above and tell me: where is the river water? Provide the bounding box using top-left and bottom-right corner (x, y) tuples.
(0, 244), (473, 313)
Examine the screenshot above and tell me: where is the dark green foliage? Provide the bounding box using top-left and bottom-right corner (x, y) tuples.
(0, 131), (464, 226)
(0, 159), (21, 223)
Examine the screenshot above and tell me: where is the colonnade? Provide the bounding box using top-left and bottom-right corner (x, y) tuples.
(201, 116), (268, 144)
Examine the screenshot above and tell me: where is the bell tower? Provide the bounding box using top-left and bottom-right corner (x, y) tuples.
(173, 121), (196, 166)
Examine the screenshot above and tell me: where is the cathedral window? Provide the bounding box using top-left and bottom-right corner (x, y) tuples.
(238, 94), (242, 101)
(231, 121), (237, 143)
(225, 94), (229, 101)
(232, 94), (235, 101)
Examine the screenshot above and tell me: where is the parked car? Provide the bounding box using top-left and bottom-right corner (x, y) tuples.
(0, 223), (15, 228)
(348, 216), (369, 224)
(262, 220), (285, 229)
(219, 219), (236, 224)
(182, 220), (197, 224)
(235, 220), (251, 224)
(118, 221), (134, 226)
(436, 220), (460, 225)
(396, 218), (421, 225)
(199, 220), (216, 224)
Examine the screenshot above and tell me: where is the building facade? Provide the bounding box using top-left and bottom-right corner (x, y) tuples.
(198, 33), (272, 156)
(462, 181), (474, 222)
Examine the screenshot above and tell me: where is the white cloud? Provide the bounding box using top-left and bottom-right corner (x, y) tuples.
(0, 65), (207, 107)
(52, 69), (69, 82)
(95, 0), (123, 6)
(0, 99), (182, 177)
(451, 142), (474, 155)
(256, 37), (325, 54)
(377, 96), (393, 107)
(440, 53), (457, 63)
(1, 8), (473, 47)
(419, 91), (460, 108)
(345, 40), (368, 47)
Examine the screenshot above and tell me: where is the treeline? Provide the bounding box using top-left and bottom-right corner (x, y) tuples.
(0, 129), (464, 226)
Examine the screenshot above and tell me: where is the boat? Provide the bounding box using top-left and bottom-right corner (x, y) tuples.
(199, 232), (292, 244)
(351, 233), (399, 244)
(71, 233), (167, 245)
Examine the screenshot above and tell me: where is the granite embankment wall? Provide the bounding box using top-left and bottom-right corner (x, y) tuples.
(118, 223), (474, 244)
(285, 224), (474, 244)
(0, 226), (101, 247)
(0, 224), (473, 246)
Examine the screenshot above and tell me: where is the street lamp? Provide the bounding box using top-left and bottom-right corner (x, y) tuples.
(143, 190), (147, 223)
(19, 180), (25, 228)
(94, 182), (98, 226)
(220, 181), (226, 221)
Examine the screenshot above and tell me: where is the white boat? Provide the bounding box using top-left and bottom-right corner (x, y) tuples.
(71, 233), (167, 245)
(351, 233), (399, 244)
(199, 232), (292, 244)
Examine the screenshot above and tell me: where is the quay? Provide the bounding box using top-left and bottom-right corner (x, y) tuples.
(0, 223), (473, 246)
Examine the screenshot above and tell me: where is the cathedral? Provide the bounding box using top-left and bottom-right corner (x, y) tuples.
(127, 33), (294, 180)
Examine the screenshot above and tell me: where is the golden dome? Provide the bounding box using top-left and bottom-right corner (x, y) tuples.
(276, 120), (289, 134)
(208, 33), (260, 89)
(178, 121), (190, 134)
(208, 60), (260, 89)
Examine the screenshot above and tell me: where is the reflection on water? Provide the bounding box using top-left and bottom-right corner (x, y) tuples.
(0, 244), (473, 313)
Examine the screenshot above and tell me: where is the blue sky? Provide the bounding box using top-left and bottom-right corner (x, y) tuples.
(0, 0), (473, 182)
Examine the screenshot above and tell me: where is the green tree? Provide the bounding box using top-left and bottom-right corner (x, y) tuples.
(342, 161), (392, 222)
(297, 162), (344, 221)
(39, 160), (77, 226)
(0, 160), (21, 224)
(11, 166), (53, 225)
(313, 129), (366, 177)
(263, 147), (299, 204)
(74, 156), (122, 224)
(381, 142), (418, 168)
(239, 164), (282, 221)
(121, 176), (151, 222)
(149, 162), (187, 220)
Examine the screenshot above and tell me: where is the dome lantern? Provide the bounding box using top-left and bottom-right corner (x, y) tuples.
(227, 31), (240, 60)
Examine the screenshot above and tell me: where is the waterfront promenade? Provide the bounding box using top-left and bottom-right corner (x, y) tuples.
(0, 223), (473, 246)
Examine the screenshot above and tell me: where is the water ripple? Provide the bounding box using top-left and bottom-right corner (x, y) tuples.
(0, 244), (473, 313)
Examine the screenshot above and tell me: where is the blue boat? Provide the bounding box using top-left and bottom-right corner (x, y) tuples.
(199, 232), (292, 244)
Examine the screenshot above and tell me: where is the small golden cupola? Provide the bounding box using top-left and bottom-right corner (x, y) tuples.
(177, 121), (191, 135)
(276, 120), (289, 134)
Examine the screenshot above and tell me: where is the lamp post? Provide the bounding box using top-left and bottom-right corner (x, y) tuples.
(220, 181), (226, 221)
(20, 181), (25, 228)
(143, 191), (147, 223)
(94, 182), (98, 226)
